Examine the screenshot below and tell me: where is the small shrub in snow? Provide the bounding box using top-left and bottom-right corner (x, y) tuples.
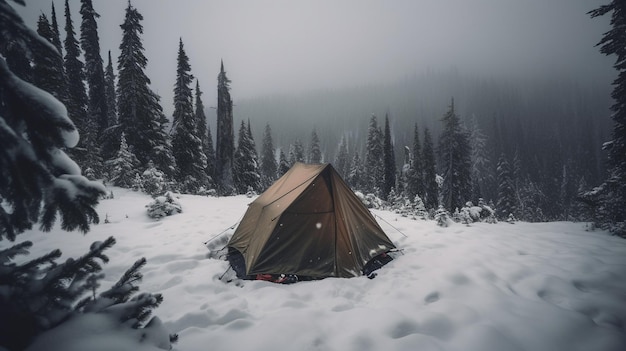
(146, 192), (182, 220)
(507, 213), (517, 224)
(435, 206), (453, 227)
(142, 163), (167, 197)
(131, 172), (143, 192)
(246, 186), (257, 198)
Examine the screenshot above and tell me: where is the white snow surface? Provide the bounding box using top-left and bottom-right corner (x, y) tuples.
(18, 188), (626, 351)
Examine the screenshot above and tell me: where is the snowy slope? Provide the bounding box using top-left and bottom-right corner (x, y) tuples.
(19, 188), (626, 351)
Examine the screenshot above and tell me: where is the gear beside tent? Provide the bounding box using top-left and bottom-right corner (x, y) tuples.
(227, 162), (397, 282)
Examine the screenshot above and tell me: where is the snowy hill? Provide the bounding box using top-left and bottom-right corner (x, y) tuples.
(20, 188), (626, 351)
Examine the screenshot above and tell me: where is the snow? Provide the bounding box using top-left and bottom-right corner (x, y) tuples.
(17, 188), (626, 351)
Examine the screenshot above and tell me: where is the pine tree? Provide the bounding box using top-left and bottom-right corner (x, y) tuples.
(34, 14), (68, 105)
(382, 114), (396, 200)
(468, 115), (494, 203)
(206, 126), (216, 183)
(289, 138), (305, 165)
(406, 123), (425, 200)
(278, 149), (291, 176)
(106, 133), (139, 188)
(215, 60), (235, 194)
(194, 80), (214, 185)
(422, 127), (439, 211)
(260, 123), (278, 188)
(234, 120), (261, 194)
(0, 5), (175, 349)
(334, 135), (350, 178)
(348, 152), (364, 190)
(63, 0), (93, 169)
(588, 3), (626, 235)
(101, 50), (119, 159)
(50, 2), (63, 56)
(116, 2), (174, 178)
(171, 39), (208, 192)
(365, 115), (384, 195)
(496, 153), (516, 220)
(80, 0), (109, 139)
(309, 128), (322, 163)
(438, 98), (472, 212)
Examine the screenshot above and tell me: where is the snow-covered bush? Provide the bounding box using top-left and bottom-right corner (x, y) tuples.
(435, 206), (453, 227)
(146, 192), (182, 220)
(355, 191), (384, 209)
(507, 213), (517, 224)
(142, 163), (167, 197)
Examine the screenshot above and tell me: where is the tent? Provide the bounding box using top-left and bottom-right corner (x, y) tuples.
(227, 162), (396, 280)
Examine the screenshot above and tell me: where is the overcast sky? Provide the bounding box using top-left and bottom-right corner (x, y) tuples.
(14, 0), (614, 116)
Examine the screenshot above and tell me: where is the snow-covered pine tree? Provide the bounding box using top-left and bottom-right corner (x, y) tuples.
(80, 0), (109, 141)
(334, 134), (350, 178)
(405, 123), (425, 201)
(34, 13), (68, 106)
(422, 126), (439, 211)
(117, 2), (175, 179)
(309, 128), (322, 163)
(171, 39), (208, 193)
(365, 114), (384, 194)
(496, 153), (516, 220)
(348, 152), (364, 190)
(438, 98), (472, 213)
(62, 0), (93, 170)
(588, 2), (626, 235)
(278, 149), (291, 176)
(106, 133), (140, 188)
(194, 80), (213, 185)
(468, 114), (494, 202)
(234, 120), (261, 194)
(100, 50), (119, 160)
(382, 114), (396, 200)
(215, 60), (235, 195)
(289, 138), (306, 165)
(206, 125), (216, 182)
(260, 123), (278, 189)
(50, 2), (63, 55)
(1, 4), (174, 348)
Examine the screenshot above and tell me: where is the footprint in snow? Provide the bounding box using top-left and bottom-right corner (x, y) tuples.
(424, 292), (440, 305)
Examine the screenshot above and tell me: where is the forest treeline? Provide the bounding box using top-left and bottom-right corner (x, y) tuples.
(6, 0), (616, 225)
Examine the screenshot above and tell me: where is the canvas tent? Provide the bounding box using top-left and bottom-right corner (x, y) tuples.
(227, 162), (396, 279)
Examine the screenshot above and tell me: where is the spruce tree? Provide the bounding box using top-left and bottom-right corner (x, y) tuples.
(588, 2), (626, 235)
(215, 60), (235, 194)
(496, 153), (516, 220)
(365, 115), (384, 194)
(278, 149), (291, 176)
(348, 152), (364, 190)
(289, 138), (305, 165)
(171, 39), (208, 192)
(206, 126), (216, 183)
(334, 135), (350, 178)
(34, 14), (68, 105)
(406, 123), (425, 200)
(422, 127), (439, 211)
(469, 115), (494, 203)
(116, 2), (174, 177)
(80, 0), (109, 138)
(233, 120), (261, 194)
(260, 123), (278, 188)
(106, 133), (139, 188)
(101, 50), (119, 159)
(382, 114), (396, 200)
(438, 98), (472, 212)
(63, 0), (92, 169)
(309, 128), (322, 163)
(50, 2), (63, 56)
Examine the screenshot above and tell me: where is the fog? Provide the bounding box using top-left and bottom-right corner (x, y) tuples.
(16, 0), (614, 117)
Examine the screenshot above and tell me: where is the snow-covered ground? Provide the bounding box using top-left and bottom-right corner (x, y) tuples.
(19, 188), (626, 351)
